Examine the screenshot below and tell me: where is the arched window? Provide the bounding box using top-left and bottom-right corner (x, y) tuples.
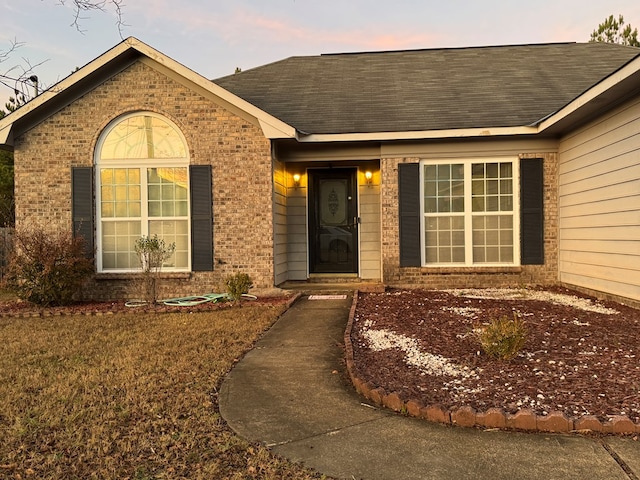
(95, 113), (190, 272)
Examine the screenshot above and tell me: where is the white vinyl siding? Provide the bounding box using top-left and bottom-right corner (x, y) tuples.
(273, 160), (288, 285)
(359, 168), (381, 280)
(286, 172), (308, 281)
(558, 96), (640, 303)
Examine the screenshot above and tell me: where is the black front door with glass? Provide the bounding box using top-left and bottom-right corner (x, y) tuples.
(308, 169), (358, 274)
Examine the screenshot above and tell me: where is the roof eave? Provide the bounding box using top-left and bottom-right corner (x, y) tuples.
(0, 124), (13, 148)
(0, 39), (138, 147)
(538, 53), (640, 134)
(0, 37), (297, 146)
(296, 125), (540, 143)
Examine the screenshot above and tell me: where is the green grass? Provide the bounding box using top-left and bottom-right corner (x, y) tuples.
(0, 305), (329, 479)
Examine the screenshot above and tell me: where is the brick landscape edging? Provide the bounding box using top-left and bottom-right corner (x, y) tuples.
(344, 291), (640, 435)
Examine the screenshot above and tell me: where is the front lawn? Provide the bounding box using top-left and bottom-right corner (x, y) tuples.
(0, 288), (17, 303)
(0, 305), (326, 479)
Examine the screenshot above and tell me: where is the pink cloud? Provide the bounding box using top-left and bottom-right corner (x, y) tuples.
(222, 9), (441, 52)
(126, 2), (441, 53)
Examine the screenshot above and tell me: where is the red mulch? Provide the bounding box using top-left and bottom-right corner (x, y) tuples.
(350, 287), (640, 424)
(0, 295), (293, 317)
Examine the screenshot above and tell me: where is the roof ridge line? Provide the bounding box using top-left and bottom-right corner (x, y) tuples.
(319, 42), (579, 57)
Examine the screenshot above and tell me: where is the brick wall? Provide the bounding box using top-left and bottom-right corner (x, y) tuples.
(13, 61), (274, 301)
(381, 153), (558, 289)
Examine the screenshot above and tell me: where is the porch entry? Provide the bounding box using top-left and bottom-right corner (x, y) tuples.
(308, 168), (359, 274)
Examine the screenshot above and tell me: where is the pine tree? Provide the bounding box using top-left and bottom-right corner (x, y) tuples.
(590, 14), (640, 47)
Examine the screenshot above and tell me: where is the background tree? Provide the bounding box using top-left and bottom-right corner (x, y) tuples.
(0, 150), (13, 227)
(590, 14), (640, 47)
(0, 100), (21, 227)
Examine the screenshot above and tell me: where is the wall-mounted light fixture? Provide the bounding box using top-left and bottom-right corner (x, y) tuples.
(293, 173), (301, 188)
(364, 170), (373, 185)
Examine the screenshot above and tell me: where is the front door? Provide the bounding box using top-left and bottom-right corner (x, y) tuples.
(308, 169), (358, 274)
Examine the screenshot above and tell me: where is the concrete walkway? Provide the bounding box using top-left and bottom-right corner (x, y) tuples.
(219, 294), (640, 480)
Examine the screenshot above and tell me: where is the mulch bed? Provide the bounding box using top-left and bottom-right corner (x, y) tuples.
(0, 294), (294, 317)
(349, 286), (640, 430)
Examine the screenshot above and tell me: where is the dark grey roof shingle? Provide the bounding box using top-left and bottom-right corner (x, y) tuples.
(214, 43), (640, 135)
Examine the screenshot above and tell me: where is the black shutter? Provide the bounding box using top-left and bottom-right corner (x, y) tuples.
(398, 163), (421, 267)
(190, 165), (214, 271)
(71, 167), (94, 259)
(520, 158), (544, 265)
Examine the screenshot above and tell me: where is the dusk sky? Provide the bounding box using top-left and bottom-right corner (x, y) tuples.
(1, 0), (640, 98)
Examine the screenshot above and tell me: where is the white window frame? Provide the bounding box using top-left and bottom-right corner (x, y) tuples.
(419, 157), (520, 267)
(95, 112), (191, 273)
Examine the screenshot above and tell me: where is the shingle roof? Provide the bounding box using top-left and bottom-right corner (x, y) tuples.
(214, 42), (640, 135)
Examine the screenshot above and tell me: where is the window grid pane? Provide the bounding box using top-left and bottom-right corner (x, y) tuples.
(472, 214), (514, 264)
(424, 164), (464, 213)
(471, 162), (513, 213)
(101, 220), (141, 269)
(147, 167), (189, 218)
(149, 220), (189, 269)
(424, 215), (465, 264)
(100, 168), (141, 218)
(423, 160), (516, 266)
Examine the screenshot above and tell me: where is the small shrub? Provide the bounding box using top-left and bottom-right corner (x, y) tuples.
(135, 235), (176, 274)
(476, 312), (527, 360)
(134, 235), (175, 304)
(224, 272), (253, 302)
(3, 226), (93, 306)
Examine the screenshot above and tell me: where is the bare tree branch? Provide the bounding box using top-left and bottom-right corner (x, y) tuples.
(0, 40), (48, 104)
(60, 0), (127, 37)
(1, 1), (126, 106)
